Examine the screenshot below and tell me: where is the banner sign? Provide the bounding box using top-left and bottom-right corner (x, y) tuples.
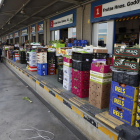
(14, 32), (19, 38)
(50, 14), (73, 28)
(94, 0), (140, 18)
(31, 24), (36, 34)
(6, 35), (9, 39)
(10, 34), (13, 39)
(21, 27), (28, 36)
(37, 21), (44, 33)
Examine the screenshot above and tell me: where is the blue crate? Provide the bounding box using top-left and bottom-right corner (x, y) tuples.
(73, 43), (77, 46)
(67, 43), (72, 47)
(111, 81), (139, 100)
(109, 103), (136, 126)
(37, 63), (47, 70)
(77, 43), (82, 46)
(77, 40), (81, 44)
(110, 91), (138, 113)
(81, 40), (87, 44)
(13, 58), (15, 62)
(81, 43), (87, 47)
(73, 40), (78, 44)
(37, 69), (47, 76)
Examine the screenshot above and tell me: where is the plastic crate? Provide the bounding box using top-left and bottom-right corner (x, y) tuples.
(81, 40), (87, 44)
(37, 63), (47, 70)
(67, 43), (73, 47)
(72, 78), (89, 89)
(92, 53), (109, 59)
(57, 67), (63, 84)
(72, 86), (89, 98)
(112, 71), (139, 87)
(72, 60), (91, 71)
(72, 52), (92, 62)
(72, 69), (90, 80)
(13, 58), (15, 62)
(37, 69), (47, 76)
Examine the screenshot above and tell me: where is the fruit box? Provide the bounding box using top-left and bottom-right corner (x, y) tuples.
(91, 63), (112, 73)
(109, 103), (136, 126)
(63, 66), (72, 75)
(113, 60), (139, 72)
(110, 91), (138, 113)
(111, 81), (139, 100)
(90, 75), (112, 84)
(114, 47), (140, 58)
(63, 62), (72, 67)
(90, 70), (112, 79)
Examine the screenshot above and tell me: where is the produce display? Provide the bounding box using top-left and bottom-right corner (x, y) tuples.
(109, 44), (140, 128)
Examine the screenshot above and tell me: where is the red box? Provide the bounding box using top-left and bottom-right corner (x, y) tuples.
(91, 63), (112, 73)
(94, 5), (102, 18)
(72, 78), (89, 89)
(72, 86), (89, 98)
(29, 66), (37, 72)
(48, 67), (55, 75)
(64, 57), (72, 63)
(72, 69), (90, 80)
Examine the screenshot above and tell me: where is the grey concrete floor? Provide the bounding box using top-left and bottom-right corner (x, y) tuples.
(0, 63), (80, 140)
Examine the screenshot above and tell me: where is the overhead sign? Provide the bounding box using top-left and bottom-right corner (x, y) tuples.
(6, 35), (9, 39)
(94, 0), (140, 18)
(21, 29), (28, 35)
(14, 32), (19, 38)
(31, 25), (36, 33)
(50, 14), (73, 28)
(10, 34), (13, 39)
(37, 22), (44, 32)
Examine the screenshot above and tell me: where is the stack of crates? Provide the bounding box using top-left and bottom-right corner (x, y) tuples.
(63, 57), (72, 90)
(73, 40), (87, 47)
(89, 59), (112, 109)
(136, 102), (140, 130)
(26, 52), (29, 69)
(20, 51), (26, 64)
(37, 52), (47, 76)
(57, 66), (63, 84)
(47, 52), (56, 75)
(72, 53), (92, 98)
(109, 44), (140, 126)
(56, 56), (63, 72)
(29, 52), (37, 72)
(15, 53), (20, 63)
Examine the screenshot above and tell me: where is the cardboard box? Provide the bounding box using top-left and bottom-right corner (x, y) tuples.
(64, 57), (72, 63)
(29, 55), (36, 60)
(60, 48), (72, 55)
(16, 60), (20, 63)
(37, 55), (47, 59)
(111, 81), (139, 100)
(63, 81), (71, 90)
(110, 92), (138, 113)
(63, 66), (72, 75)
(63, 62), (72, 67)
(37, 60), (47, 64)
(37, 48), (48, 52)
(90, 75), (112, 84)
(90, 70), (112, 79)
(63, 74), (72, 84)
(109, 104), (136, 126)
(29, 52), (36, 57)
(91, 63), (112, 73)
(93, 48), (108, 53)
(37, 52), (47, 56)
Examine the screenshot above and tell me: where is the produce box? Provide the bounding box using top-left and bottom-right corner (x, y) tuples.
(111, 81), (139, 100)
(37, 48), (47, 52)
(91, 63), (112, 73)
(90, 75), (112, 84)
(59, 48), (72, 55)
(109, 103), (136, 126)
(63, 66), (72, 75)
(63, 62), (72, 67)
(63, 57), (72, 63)
(90, 70), (112, 79)
(113, 60), (139, 72)
(63, 81), (71, 91)
(63, 73), (72, 84)
(110, 92), (138, 113)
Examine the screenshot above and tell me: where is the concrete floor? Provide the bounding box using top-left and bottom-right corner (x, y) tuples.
(0, 63), (82, 140)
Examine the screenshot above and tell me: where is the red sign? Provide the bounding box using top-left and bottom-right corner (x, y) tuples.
(37, 25), (39, 31)
(50, 21), (53, 28)
(21, 31), (22, 35)
(94, 5), (102, 18)
(31, 27), (32, 33)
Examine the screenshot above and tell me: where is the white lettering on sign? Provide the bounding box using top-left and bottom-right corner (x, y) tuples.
(15, 32), (19, 37)
(94, 0), (140, 18)
(51, 14), (73, 28)
(37, 24), (43, 31)
(10, 34), (13, 39)
(22, 29), (28, 35)
(31, 26), (35, 33)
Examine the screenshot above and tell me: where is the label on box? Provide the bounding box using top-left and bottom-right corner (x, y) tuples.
(90, 70), (112, 79)
(63, 66), (72, 75)
(63, 62), (72, 67)
(90, 75), (111, 84)
(63, 81), (71, 91)
(63, 74), (72, 84)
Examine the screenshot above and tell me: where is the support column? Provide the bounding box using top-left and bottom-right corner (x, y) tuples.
(44, 20), (47, 45)
(28, 26), (30, 41)
(19, 30), (21, 44)
(29, 26), (32, 42)
(36, 23), (39, 42)
(47, 19), (50, 44)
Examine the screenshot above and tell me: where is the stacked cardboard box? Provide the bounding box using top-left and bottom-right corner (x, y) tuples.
(72, 53), (92, 98)
(89, 69), (112, 109)
(29, 52), (37, 72)
(47, 52), (56, 75)
(63, 57), (72, 90)
(15, 53), (20, 63)
(37, 52), (47, 76)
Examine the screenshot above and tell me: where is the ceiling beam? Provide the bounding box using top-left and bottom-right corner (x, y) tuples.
(0, 0), (58, 35)
(59, 0), (80, 4)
